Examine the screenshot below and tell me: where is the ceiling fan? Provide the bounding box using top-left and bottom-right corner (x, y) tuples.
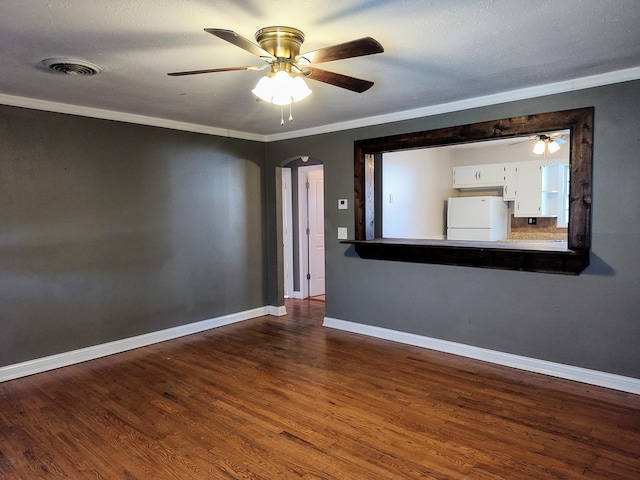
(510, 132), (568, 154)
(168, 26), (384, 123)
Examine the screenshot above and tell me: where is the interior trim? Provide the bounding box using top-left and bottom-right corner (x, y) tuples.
(323, 317), (640, 395)
(0, 93), (266, 142)
(0, 305), (280, 383)
(268, 305), (288, 316)
(351, 107), (594, 275)
(268, 66), (640, 142)
(346, 238), (589, 275)
(1, 66), (638, 143)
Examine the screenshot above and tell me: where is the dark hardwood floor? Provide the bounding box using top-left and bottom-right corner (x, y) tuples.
(1, 299), (639, 479)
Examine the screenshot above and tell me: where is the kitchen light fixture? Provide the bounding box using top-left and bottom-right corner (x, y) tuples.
(533, 134), (562, 155)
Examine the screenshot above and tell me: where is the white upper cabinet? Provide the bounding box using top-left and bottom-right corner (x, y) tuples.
(513, 161), (544, 216)
(452, 164), (505, 188)
(513, 162), (563, 217)
(452, 161), (567, 218)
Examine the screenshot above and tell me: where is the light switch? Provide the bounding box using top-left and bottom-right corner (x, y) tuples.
(338, 199), (348, 210)
(337, 227), (348, 240)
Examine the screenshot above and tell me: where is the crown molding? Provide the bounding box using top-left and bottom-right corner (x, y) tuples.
(2, 66), (639, 143)
(0, 94), (268, 142)
(265, 66), (640, 141)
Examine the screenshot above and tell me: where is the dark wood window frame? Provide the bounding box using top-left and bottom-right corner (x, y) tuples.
(346, 107), (594, 274)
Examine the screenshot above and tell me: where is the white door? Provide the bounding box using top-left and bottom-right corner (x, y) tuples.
(305, 167), (325, 297)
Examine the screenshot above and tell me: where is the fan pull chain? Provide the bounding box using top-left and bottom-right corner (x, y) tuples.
(279, 103), (295, 126)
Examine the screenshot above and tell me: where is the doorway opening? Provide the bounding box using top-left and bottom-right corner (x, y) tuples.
(281, 158), (324, 300)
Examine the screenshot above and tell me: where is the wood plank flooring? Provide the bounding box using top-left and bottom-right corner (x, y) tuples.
(1, 299), (639, 479)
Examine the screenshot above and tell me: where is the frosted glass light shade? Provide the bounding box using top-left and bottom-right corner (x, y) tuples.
(533, 139), (546, 154)
(252, 71), (311, 105)
(252, 76), (275, 103)
(547, 139), (561, 153)
(289, 76), (312, 102)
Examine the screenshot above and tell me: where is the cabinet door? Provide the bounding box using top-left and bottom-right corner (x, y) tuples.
(453, 165), (482, 187)
(477, 163), (505, 186)
(453, 164), (505, 188)
(514, 162), (543, 216)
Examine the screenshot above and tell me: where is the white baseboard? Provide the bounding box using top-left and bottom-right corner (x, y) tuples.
(0, 305), (279, 383)
(268, 305), (287, 316)
(323, 317), (640, 395)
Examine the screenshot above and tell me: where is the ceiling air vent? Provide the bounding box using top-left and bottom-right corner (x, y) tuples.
(40, 58), (102, 76)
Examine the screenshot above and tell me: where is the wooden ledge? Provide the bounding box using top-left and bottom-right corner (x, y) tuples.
(342, 239), (589, 275)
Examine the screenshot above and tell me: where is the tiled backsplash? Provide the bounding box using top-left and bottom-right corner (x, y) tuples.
(509, 216), (567, 240)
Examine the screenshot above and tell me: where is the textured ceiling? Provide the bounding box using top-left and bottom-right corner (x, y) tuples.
(1, 0), (640, 140)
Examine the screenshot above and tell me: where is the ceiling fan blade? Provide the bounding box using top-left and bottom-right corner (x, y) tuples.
(205, 28), (275, 60)
(168, 66), (259, 76)
(296, 37), (383, 64)
(303, 68), (374, 93)
(553, 137), (567, 144)
(508, 135), (538, 146)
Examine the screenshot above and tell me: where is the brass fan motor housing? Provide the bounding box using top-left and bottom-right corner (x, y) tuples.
(255, 26), (305, 59)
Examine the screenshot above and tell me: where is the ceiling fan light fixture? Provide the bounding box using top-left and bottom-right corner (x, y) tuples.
(168, 25), (382, 124)
(252, 70), (312, 105)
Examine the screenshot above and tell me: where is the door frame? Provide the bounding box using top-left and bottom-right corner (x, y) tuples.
(297, 164), (324, 299)
(281, 168), (294, 298)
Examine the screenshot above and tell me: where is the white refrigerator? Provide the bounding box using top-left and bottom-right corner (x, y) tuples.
(447, 196), (508, 241)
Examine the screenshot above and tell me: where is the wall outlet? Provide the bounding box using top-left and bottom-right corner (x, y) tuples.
(527, 217), (537, 225)
(338, 199), (348, 210)
(337, 227), (348, 240)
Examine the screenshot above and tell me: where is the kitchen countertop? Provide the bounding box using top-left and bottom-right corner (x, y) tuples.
(509, 232), (567, 241)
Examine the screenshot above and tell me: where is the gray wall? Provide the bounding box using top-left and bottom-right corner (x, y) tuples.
(266, 80), (640, 379)
(1, 105), (267, 367)
(3, 80), (639, 379)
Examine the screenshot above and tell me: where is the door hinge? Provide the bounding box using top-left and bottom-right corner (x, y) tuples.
(305, 181), (310, 189)
(306, 228), (310, 235)
(307, 273), (311, 280)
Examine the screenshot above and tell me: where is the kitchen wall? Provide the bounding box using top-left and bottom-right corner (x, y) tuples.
(0, 105), (267, 367)
(382, 148), (455, 239)
(378, 138), (570, 240)
(451, 135), (569, 166)
(266, 79), (640, 379)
